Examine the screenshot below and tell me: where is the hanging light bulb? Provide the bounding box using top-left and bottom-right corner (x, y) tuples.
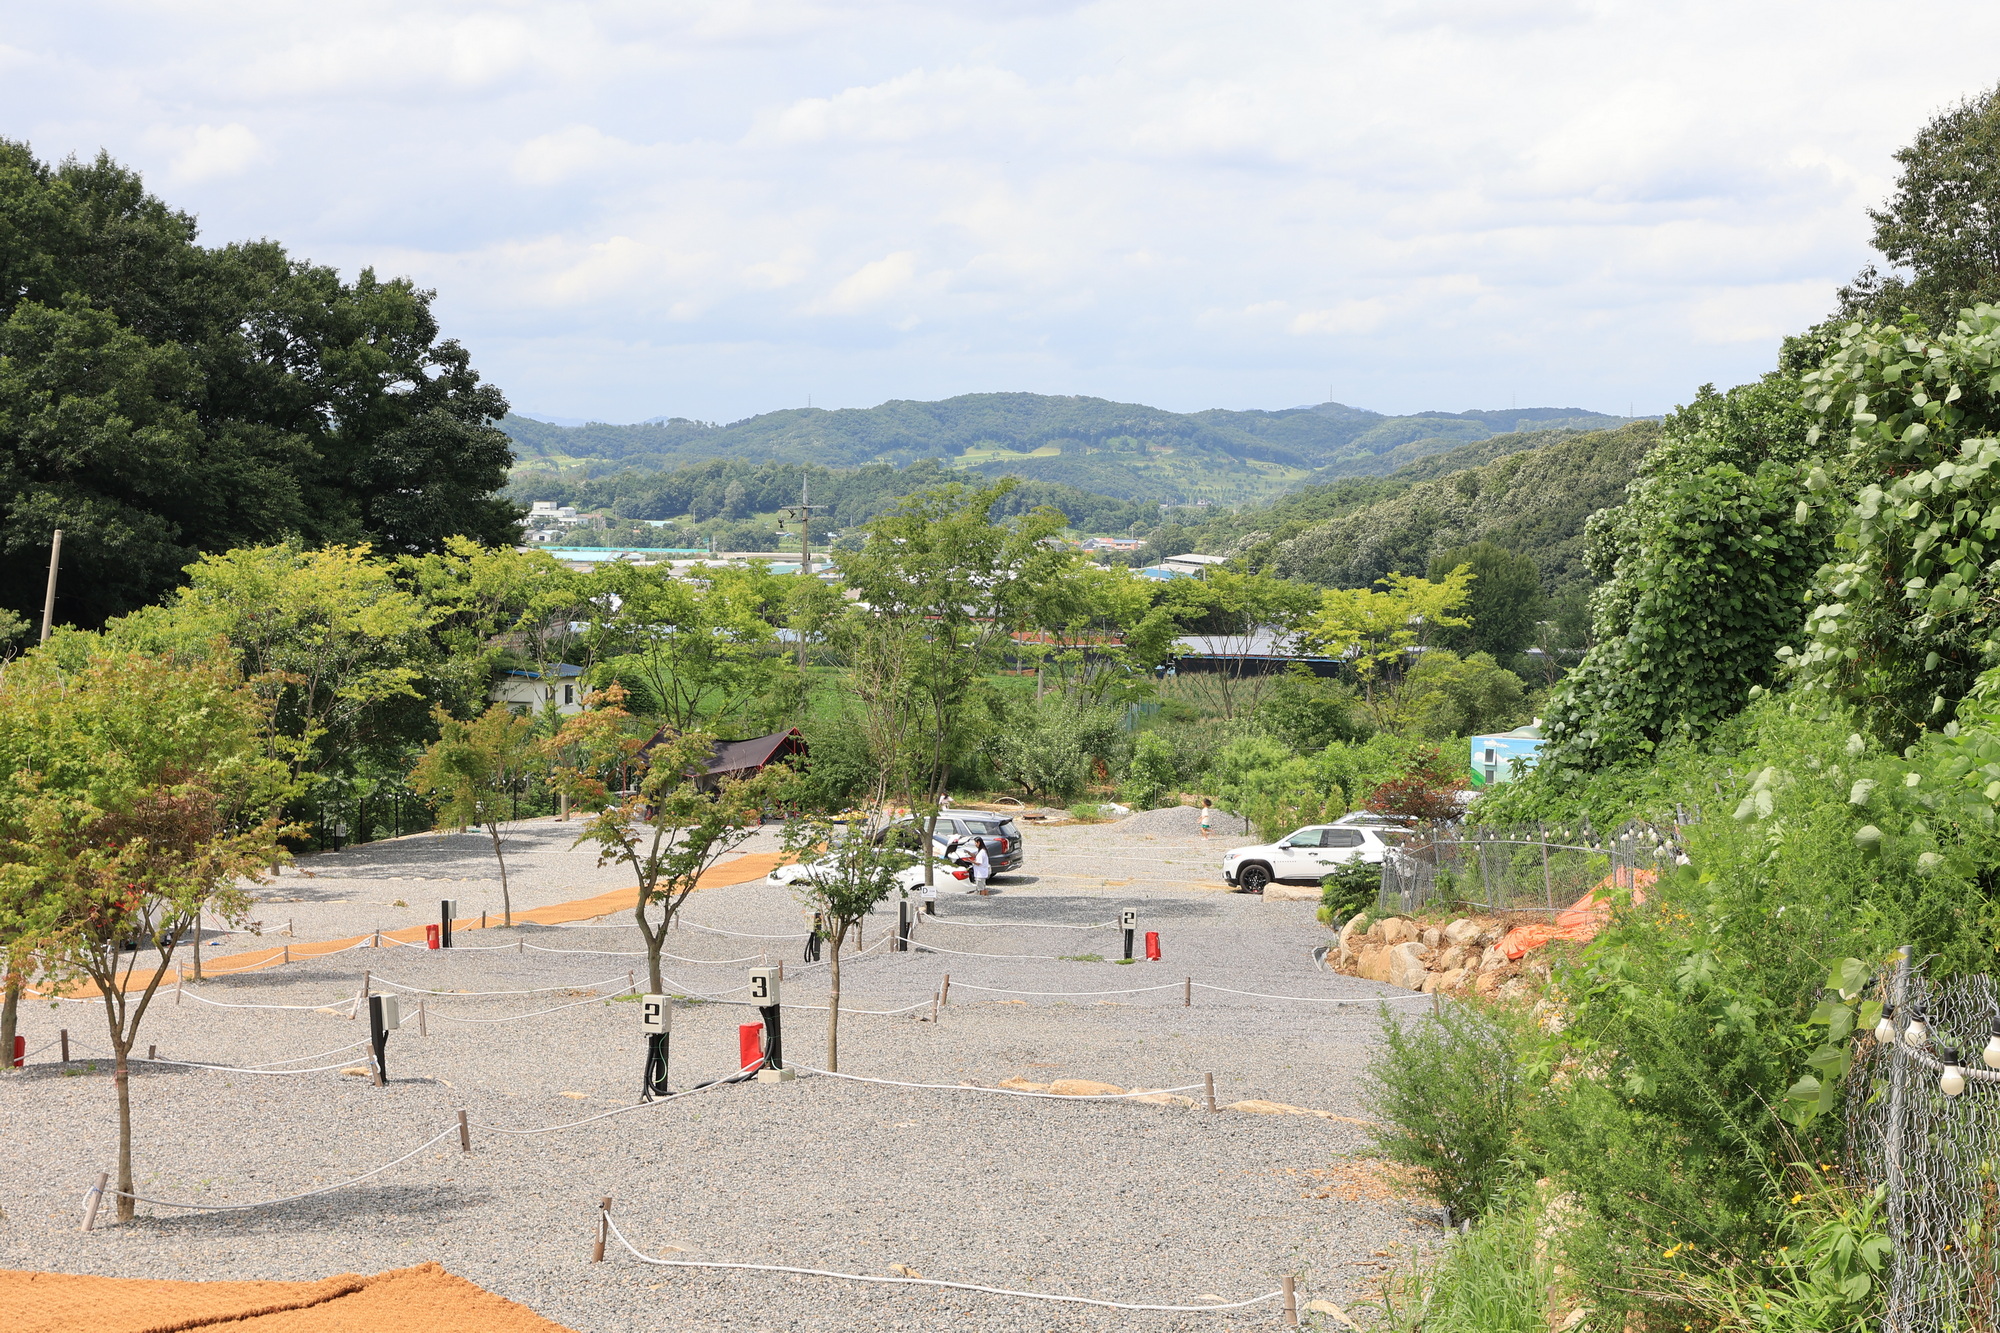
(1905, 1006), (1930, 1049)
(1984, 1014), (2000, 1070)
(1876, 1004), (1898, 1045)
(1941, 1047), (1967, 1097)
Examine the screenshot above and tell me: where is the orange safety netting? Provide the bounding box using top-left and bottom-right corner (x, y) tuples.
(0, 1260), (578, 1333)
(1496, 867), (1656, 962)
(37, 851), (786, 998)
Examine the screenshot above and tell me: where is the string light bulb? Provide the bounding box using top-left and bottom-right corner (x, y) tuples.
(1942, 1047), (1967, 1098)
(1905, 1006), (1930, 1049)
(1876, 1004), (1898, 1045)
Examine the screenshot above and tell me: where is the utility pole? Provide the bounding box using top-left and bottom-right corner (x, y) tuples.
(777, 471), (825, 671)
(39, 528), (63, 643)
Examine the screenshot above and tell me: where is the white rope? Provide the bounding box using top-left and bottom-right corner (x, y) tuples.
(425, 993), (628, 1023)
(144, 1039), (373, 1073)
(178, 987), (361, 1012)
(783, 997), (935, 1016)
(603, 1214), (1279, 1311)
(1191, 982), (1434, 1005)
(895, 940), (1066, 961)
(370, 972), (632, 997)
(16, 1038), (60, 1061)
(115, 1124), (459, 1210)
(949, 980), (1182, 997)
(469, 1061), (761, 1136)
(799, 1065), (1208, 1103)
(684, 922), (811, 940)
(921, 917), (1114, 931)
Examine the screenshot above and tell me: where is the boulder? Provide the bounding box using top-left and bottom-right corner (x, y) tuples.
(1497, 977), (1536, 1003)
(1434, 967), (1467, 994)
(1479, 946), (1508, 970)
(1356, 944), (1392, 984)
(1420, 926), (1442, 949)
(1387, 942), (1431, 990)
(1263, 881), (1319, 902)
(1433, 945), (1469, 973)
(1443, 918), (1483, 947)
(1337, 920), (1364, 965)
(1378, 917), (1418, 945)
(1474, 967), (1519, 997)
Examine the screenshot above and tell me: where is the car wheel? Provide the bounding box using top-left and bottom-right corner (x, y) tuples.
(1237, 863), (1271, 894)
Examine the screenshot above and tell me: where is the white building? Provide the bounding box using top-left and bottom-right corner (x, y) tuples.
(489, 664), (588, 715)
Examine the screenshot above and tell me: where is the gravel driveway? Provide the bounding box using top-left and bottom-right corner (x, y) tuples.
(0, 812), (1437, 1332)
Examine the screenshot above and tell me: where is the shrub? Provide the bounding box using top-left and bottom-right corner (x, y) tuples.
(1372, 1191), (1558, 1333)
(1118, 730), (1180, 810)
(1361, 1001), (1527, 1224)
(1319, 860), (1379, 923)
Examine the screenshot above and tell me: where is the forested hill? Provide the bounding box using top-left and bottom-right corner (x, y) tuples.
(501, 394), (1638, 506)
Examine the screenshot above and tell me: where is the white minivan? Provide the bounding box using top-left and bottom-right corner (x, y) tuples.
(1221, 824), (1407, 894)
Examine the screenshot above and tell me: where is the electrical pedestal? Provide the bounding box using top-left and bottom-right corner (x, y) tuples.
(749, 966), (793, 1081)
(640, 993), (672, 1100)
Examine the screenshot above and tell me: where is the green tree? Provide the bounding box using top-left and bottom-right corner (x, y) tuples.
(777, 816), (913, 1072)
(587, 563), (799, 736)
(0, 645), (292, 1222)
(1840, 83), (2000, 334)
(1387, 649), (1529, 740)
(1537, 376), (1824, 777)
(839, 480), (1071, 881)
(1427, 541), (1545, 661)
(982, 695), (1123, 802)
(1789, 306), (2000, 744)
(109, 544), (442, 793)
(1158, 569), (1321, 720)
(1303, 569), (1474, 729)
(548, 692), (783, 993)
(1252, 670), (1371, 753)
(0, 142), (520, 632)
(409, 704), (539, 926)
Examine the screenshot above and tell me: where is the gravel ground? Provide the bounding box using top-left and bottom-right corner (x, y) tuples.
(0, 814), (1437, 1332)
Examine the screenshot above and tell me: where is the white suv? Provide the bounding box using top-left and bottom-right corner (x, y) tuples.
(1222, 824), (1406, 894)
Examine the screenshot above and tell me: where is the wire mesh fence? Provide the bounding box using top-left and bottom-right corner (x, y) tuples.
(1847, 950), (2000, 1333)
(1376, 822), (1685, 917)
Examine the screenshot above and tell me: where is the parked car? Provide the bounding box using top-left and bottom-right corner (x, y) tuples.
(875, 812), (1025, 874)
(1332, 810), (1417, 828)
(1222, 824), (1408, 894)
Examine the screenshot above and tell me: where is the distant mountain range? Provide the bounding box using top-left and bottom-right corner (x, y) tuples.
(500, 393), (1641, 506)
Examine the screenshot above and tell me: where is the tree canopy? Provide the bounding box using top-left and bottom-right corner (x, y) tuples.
(0, 141), (520, 632)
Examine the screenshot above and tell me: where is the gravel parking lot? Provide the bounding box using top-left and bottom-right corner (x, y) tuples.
(0, 810), (1436, 1332)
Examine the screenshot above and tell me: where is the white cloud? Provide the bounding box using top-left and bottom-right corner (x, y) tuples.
(144, 123), (262, 182)
(816, 251), (925, 312)
(8, 0), (2000, 421)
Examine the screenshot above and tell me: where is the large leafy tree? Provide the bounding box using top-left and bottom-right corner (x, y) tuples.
(0, 141), (520, 631)
(839, 479), (1071, 873)
(0, 645), (292, 1222)
(1534, 375), (1824, 777)
(1789, 306), (2000, 745)
(1840, 82), (2000, 334)
(1426, 540), (1545, 661)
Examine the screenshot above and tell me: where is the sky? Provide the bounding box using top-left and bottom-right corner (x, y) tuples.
(4, 1), (2000, 426)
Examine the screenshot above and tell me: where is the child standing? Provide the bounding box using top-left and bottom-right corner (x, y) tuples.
(1199, 798), (1214, 838)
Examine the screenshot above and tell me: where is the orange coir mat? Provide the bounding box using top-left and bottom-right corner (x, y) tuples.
(0, 1261), (579, 1333)
(36, 851), (787, 998)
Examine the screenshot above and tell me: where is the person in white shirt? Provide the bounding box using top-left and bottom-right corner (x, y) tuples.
(969, 840), (992, 895)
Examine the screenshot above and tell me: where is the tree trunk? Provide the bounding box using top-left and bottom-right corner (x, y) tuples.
(488, 822), (512, 927)
(0, 971), (19, 1068)
(826, 922), (848, 1073)
(112, 1030), (134, 1222)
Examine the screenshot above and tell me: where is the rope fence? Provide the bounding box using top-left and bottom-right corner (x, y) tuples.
(601, 1212), (1283, 1313)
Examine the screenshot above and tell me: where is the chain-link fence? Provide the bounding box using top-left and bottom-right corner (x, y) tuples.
(1376, 821), (1685, 917)
(1847, 948), (2000, 1333)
